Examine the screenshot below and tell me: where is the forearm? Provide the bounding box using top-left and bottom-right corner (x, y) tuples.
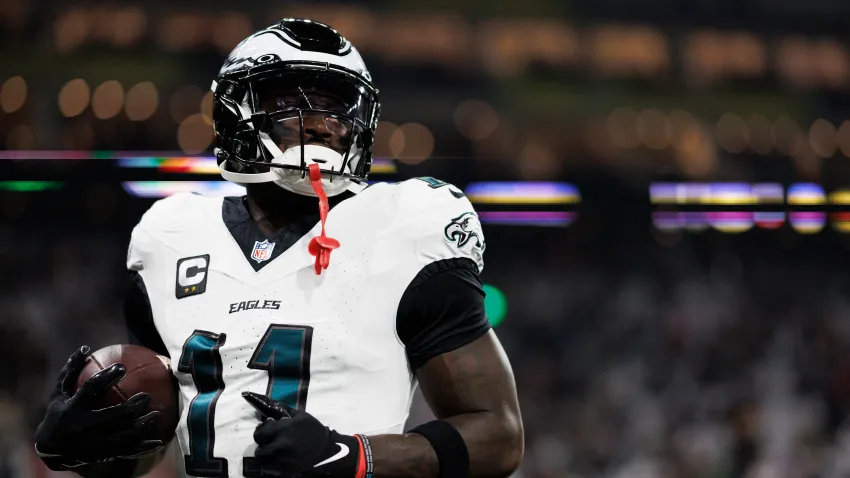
(369, 410), (523, 478)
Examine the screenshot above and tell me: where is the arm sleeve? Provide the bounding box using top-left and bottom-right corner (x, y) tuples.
(396, 258), (492, 370)
(124, 270), (169, 358)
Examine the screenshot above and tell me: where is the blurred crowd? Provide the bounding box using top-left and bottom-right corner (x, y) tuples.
(477, 229), (850, 478)
(2, 217), (850, 478)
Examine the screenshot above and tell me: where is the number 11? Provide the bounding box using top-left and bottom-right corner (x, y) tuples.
(178, 324), (314, 477)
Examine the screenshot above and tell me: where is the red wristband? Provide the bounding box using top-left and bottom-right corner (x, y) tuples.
(353, 435), (367, 478)
(353, 434), (373, 478)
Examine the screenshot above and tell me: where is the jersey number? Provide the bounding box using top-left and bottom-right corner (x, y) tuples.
(178, 325), (313, 477)
(415, 177), (466, 198)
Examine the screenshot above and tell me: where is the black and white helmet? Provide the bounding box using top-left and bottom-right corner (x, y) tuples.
(212, 19), (380, 197)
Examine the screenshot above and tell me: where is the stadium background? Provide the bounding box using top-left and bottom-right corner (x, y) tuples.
(4, 0), (850, 476)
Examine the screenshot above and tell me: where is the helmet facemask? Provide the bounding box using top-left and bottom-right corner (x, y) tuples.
(214, 66), (379, 197)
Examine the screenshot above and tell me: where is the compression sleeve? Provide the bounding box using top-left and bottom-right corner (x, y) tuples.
(396, 258), (492, 370)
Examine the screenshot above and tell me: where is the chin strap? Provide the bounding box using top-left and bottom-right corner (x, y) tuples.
(307, 164), (341, 275)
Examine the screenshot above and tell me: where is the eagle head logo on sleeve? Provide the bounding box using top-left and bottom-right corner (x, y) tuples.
(444, 212), (485, 252)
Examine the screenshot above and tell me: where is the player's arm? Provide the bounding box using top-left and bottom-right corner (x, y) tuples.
(243, 261), (523, 478)
(365, 255), (523, 478)
(57, 271), (173, 478)
(63, 266), (173, 478)
(75, 234), (177, 478)
(364, 182), (522, 477)
(35, 225), (170, 478)
(244, 337), (523, 478)
(370, 331), (523, 477)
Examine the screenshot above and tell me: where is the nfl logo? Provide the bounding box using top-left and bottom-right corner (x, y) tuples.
(251, 240), (276, 264)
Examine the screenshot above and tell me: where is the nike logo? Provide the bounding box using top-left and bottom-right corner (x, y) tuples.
(314, 443), (349, 468)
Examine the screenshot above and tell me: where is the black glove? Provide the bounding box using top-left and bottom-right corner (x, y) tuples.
(243, 391), (369, 478)
(34, 345), (163, 471)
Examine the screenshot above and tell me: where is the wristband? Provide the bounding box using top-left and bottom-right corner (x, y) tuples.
(354, 434), (373, 478)
(410, 420), (469, 478)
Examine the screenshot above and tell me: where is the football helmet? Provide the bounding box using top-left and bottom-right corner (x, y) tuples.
(212, 19), (380, 197)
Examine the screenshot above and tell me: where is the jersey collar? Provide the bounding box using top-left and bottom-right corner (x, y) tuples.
(221, 196), (320, 272)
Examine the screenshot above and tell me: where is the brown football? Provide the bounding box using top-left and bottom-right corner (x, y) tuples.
(74, 344), (179, 444)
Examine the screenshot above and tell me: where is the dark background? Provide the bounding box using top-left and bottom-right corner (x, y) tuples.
(3, 0), (850, 477)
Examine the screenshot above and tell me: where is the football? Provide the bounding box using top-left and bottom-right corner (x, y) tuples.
(74, 344), (179, 444)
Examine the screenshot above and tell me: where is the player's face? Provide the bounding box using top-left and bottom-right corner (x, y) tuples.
(258, 85), (355, 155)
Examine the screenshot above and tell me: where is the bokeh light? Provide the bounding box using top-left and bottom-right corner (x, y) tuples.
(388, 124), (405, 159)
(124, 82), (159, 121)
(211, 13), (253, 53)
(159, 13), (202, 51)
(488, 25), (528, 78)
(373, 121), (399, 158)
(837, 121), (850, 157)
(392, 123), (434, 164)
(53, 9), (89, 53)
(790, 212), (826, 234)
(676, 125), (716, 178)
(177, 113), (213, 154)
(483, 284), (507, 327)
(58, 79), (91, 117)
(200, 91), (214, 124)
(518, 140), (559, 179)
(91, 80), (124, 120)
(776, 38), (813, 88)
(787, 182), (826, 205)
(110, 8), (146, 47)
(809, 119), (837, 158)
(0, 76), (27, 114)
(454, 100), (499, 141)
(816, 40), (849, 89)
(716, 113), (748, 153)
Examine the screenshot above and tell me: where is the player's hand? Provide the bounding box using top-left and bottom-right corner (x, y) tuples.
(243, 391), (368, 478)
(34, 345), (164, 471)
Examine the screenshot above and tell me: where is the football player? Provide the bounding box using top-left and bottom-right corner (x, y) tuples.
(34, 18), (523, 478)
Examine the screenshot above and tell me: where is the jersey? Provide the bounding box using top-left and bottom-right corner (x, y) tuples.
(124, 177), (490, 478)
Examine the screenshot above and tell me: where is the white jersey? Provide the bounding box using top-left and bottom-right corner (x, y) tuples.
(125, 178), (486, 478)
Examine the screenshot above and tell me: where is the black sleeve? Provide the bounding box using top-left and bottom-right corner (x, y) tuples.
(125, 270), (170, 358)
(396, 258), (492, 370)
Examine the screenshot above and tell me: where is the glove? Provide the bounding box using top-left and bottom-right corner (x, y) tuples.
(243, 391), (370, 478)
(34, 345), (163, 470)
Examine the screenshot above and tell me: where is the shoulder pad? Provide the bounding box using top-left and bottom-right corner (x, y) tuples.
(396, 178), (485, 272)
(127, 193), (218, 271)
(395, 177), (467, 210)
(136, 192), (199, 233)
